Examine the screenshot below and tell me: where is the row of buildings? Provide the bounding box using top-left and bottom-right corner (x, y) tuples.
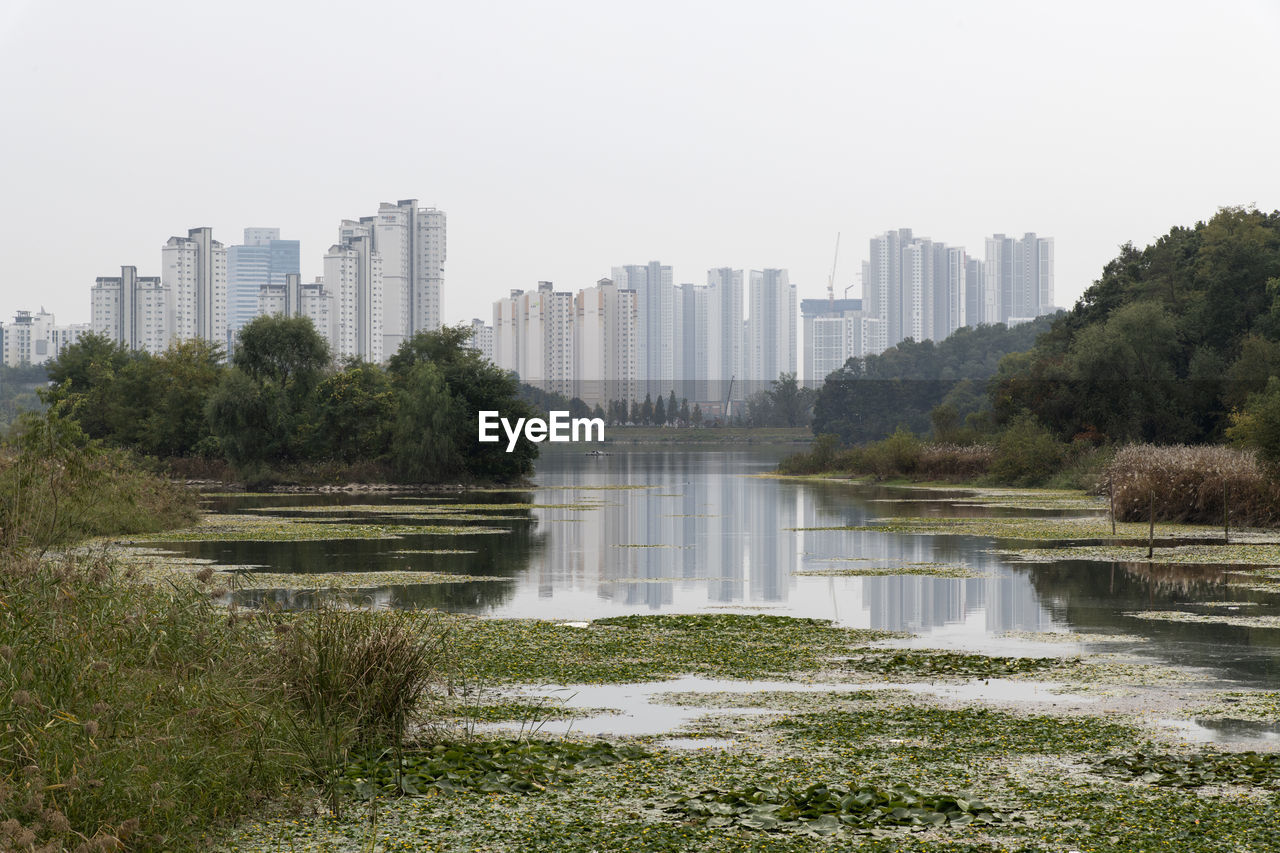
(4, 222), (1055, 401)
(83, 199), (446, 365)
(485, 266), (796, 410)
(480, 230), (1054, 408)
(803, 230), (1055, 382)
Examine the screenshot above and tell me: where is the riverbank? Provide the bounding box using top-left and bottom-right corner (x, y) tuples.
(108, 479), (1280, 852)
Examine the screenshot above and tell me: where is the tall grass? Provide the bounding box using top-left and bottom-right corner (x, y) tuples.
(1106, 444), (1280, 526)
(0, 552), (305, 851)
(0, 409), (459, 848)
(0, 410), (197, 554)
(270, 607), (454, 817)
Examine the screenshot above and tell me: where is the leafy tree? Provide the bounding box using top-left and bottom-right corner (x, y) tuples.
(1226, 377), (1280, 467)
(640, 394), (653, 425)
(310, 360), (394, 462)
(234, 315), (330, 390)
(654, 395), (666, 425)
(692, 403), (703, 426)
(679, 398), (690, 425)
(144, 339), (223, 457)
(388, 326), (537, 482)
(390, 362), (461, 481)
(205, 369), (288, 468)
(666, 390), (677, 425)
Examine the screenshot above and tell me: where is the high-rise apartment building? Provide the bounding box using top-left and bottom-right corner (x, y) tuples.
(227, 227), (300, 343)
(612, 262), (673, 398)
(325, 228), (383, 362)
(361, 200), (447, 357)
(801, 298), (863, 385)
(706, 267), (744, 401)
(467, 318), (494, 363)
(674, 283), (712, 404)
(746, 268), (797, 394)
(91, 265), (172, 355)
(984, 232), (1054, 324)
(574, 278), (638, 406)
(3, 310), (90, 367)
(491, 282), (575, 397)
(258, 273), (334, 345)
(162, 227), (228, 346)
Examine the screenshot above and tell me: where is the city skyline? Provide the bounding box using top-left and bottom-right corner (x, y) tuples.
(2, 2), (1276, 332)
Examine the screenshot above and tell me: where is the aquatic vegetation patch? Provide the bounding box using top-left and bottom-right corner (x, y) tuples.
(663, 781), (1019, 834)
(1124, 610), (1280, 629)
(453, 614), (899, 684)
(794, 516), (1224, 541)
(1189, 691), (1280, 722)
(446, 699), (618, 723)
(213, 569), (508, 590)
(1006, 542), (1280, 566)
(844, 649), (1076, 678)
(1097, 751), (1280, 788)
(797, 562), (986, 579)
(342, 739), (648, 798)
(124, 513), (510, 542)
(774, 707), (1140, 757)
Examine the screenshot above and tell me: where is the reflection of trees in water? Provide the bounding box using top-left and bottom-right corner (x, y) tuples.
(181, 497), (548, 613)
(230, 580), (515, 612)
(1013, 558), (1280, 684)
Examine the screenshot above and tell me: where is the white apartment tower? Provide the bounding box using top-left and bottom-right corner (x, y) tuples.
(258, 273), (335, 347)
(746, 268), (797, 394)
(325, 230), (384, 362)
(91, 265), (172, 355)
(366, 200), (447, 357)
(984, 232), (1054, 324)
(162, 227), (228, 345)
(612, 262), (674, 398)
(574, 278), (638, 406)
(491, 283), (575, 397)
(467, 318), (494, 363)
(4, 310), (90, 367)
(706, 267), (744, 402)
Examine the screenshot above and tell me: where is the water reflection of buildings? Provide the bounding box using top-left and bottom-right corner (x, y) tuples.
(795, 489), (1054, 635)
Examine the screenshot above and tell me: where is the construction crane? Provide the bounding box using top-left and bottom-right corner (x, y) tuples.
(826, 233), (841, 310)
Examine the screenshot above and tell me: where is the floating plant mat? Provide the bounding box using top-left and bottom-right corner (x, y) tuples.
(342, 739), (647, 798)
(1124, 611), (1280, 629)
(796, 562), (986, 579)
(241, 502), (598, 514)
(1006, 542), (1280, 566)
(844, 649), (1076, 678)
(663, 781), (1019, 834)
(1097, 751), (1280, 788)
(1189, 691), (1280, 722)
(391, 549), (479, 555)
(212, 569), (507, 590)
(121, 514), (510, 542)
(793, 516), (1227, 541)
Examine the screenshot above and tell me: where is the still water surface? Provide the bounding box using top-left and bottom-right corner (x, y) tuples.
(169, 446), (1280, 694)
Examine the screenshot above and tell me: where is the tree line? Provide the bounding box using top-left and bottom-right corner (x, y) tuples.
(803, 206), (1280, 482)
(43, 317), (539, 484)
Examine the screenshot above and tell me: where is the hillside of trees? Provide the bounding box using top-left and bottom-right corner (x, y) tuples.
(43, 318), (539, 485)
(811, 314), (1059, 444)
(992, 207), (1280, 448)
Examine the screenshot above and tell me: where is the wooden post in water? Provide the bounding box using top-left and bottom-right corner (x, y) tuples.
(1147, 490), (1155, 559)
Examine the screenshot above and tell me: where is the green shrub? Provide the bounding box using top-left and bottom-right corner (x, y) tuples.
(987, 415), (1067, 487)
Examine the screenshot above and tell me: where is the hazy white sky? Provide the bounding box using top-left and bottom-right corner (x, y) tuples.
(2, 0), (1278, 327)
